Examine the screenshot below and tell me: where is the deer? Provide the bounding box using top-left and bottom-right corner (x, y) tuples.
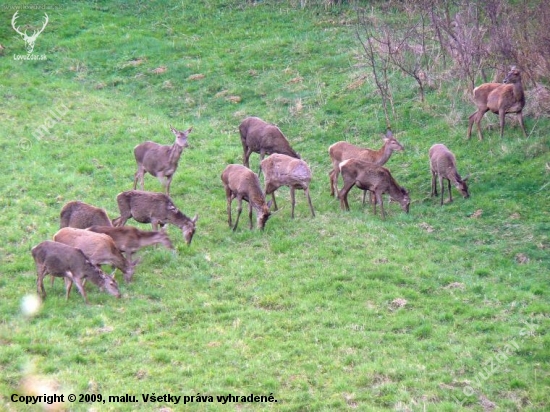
(328, 129), (404, 204)
(239, 117), (300, 176)
(87, 225), (173, 264)
(112, 190), (198, 245)
(31, 240), (120, 304)
(429, 144), (470, 205)
(133, 125), (193, 195)
(338, 159), (410, 220)
(11, 11), (49, 54)
(53, 228), (138, 282)
(221, 164), (272, 231)
(60, 200), (113, 229)
(467, 66), (527, 140)
(260, 154), (315, 218)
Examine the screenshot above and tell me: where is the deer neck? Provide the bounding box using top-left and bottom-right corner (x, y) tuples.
(373, 142), (393, 165)
(168, 143), (184, 163)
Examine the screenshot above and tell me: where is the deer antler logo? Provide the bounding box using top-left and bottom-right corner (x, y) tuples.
(11, 11), (49, 54)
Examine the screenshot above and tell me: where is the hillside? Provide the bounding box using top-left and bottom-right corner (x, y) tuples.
(0, 1), (548, 411)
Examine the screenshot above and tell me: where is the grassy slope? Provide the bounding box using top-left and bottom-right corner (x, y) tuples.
(0, 1), (549, 411)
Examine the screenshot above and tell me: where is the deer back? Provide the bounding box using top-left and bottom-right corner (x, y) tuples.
(60, 201), (112, 229)
(261, 154), (311, 191)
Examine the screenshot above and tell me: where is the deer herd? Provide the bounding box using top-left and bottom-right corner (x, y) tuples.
(31, 66), (528, 304)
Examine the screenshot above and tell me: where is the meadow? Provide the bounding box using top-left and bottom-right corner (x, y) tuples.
(0, 1), (548, 411)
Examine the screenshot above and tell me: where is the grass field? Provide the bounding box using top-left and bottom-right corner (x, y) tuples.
(0, 1), (549, 411)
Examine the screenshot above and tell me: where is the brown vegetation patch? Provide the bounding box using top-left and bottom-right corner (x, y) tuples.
(346, 74), (368, 90)
(390, 298), (407, 310)
(515, 253), (529, 264)
(152, 66), (167, 74)
(227, 95), (242, 104)
(470, 209), (483, 219)
(187, 73), (205, 80)
(444, 282), (465, 290)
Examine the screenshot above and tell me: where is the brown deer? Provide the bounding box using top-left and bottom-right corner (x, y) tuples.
(87, 225), (173, 263)
(338, 159), (410, 220)
(260, 154), (315, 218)
(133, 125), (193, 195)
(239, 117), (300, 175)
(112, 190), (198, 245)
(429, 144), (470, 205)
(31, 240), (120, 304)
(60, 200), (113, 229)
(328, 129), (404, 203)
(467, 66), (527, 140)
(221, 164), (272, 231)
(53, 228), (138, 282)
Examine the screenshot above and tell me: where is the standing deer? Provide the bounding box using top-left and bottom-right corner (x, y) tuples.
(338, 159), (410, 220)
(113, 190), (198, 245)
(467, 66), (527, 140)
(133, 125), (193, 195)
(260, 154), (315, 218)
(53, 228), (138, 282)
(31, 240), (120, 304)
(239, 117), (300, 175)
(429, 144), (470, 205)
(87, 225), (173, 263)
(328, 129), (404, 202)
(221, 164), (272, 231)
(60, 201), (113, 229)
(11, 11), (49, 54)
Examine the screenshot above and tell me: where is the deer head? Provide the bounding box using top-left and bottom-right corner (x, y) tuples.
(12, 12), (49, 54)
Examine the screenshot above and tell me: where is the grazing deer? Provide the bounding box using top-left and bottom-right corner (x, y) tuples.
(31, 240), (120, 304)
(221, 164), (272, 231)
(53, 228), (138, 282)
(338, 159), (410, 219)
(429, 144), (470, 205)
(467, 66), (527, 140)
(239, 117), (300, 175)
(60, 201), (113, 229)
(87, 225), (173, 263)
(133, 125), (193, 195)
(260, 154), (315, 218)
(328, 129), (404, 203)
(113, 190), (198, 245)
(11, 11), (48, 54)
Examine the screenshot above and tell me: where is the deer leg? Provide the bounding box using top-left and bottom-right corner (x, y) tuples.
(271, 192), (278, 212)
(499, 109), (507, 139)
(338, 181), (354, 211)
(439, 176), (445, 206)
(37, 266), (47, 298)
(72, 277), (88, 304)
(133, 166), (143, 190)
(376, 192), (385, 220)
(517, 111), (527, 138)
(328, 169), (334, 197)
(64, 276), (73, 300)
(447, 178), (453, 203)
(305, 187), (315, 217)
(431, 170), (437, 197)
(332, 169), (340, 198)
(165, 175), (173, 196)
(476, 110), (488, 141)
(225, 189), (233, 228)
(467, 111), (477, 140)
(233, 197), (243, 231)
(243, 147), (252, 168)
(248, 201), (254, 230)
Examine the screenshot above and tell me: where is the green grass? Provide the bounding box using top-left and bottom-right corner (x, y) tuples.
(1, 1), (549, 411)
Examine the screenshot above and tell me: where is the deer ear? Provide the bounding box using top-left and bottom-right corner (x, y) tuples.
(185, 127), (193, 135)
(267, 200), (273, 209)
(192, 214), (198, 223)
(463, 174), (470, 182)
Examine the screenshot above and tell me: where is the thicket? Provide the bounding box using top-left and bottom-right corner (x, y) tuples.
(334, 0), (550, 125)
